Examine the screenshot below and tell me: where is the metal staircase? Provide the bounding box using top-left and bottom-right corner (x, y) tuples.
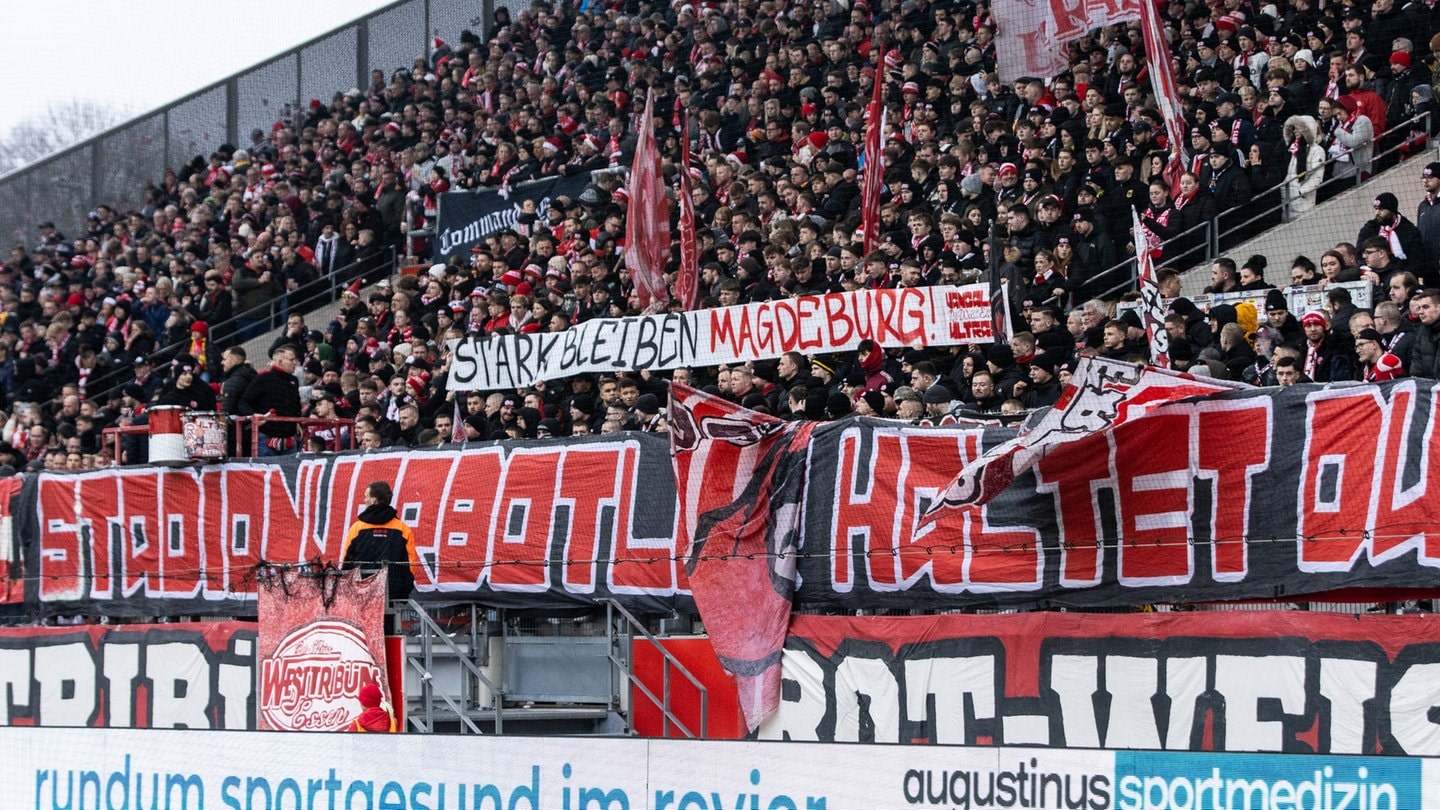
(397, 600), (709, 737)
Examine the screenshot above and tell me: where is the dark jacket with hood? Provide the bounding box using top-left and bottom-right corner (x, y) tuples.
(342, 503), (417, 600)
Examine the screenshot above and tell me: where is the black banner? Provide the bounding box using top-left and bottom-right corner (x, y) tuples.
(432, 174), (591, 261)
(22, 437), (687, 618)
(14, 379), (1440, 620)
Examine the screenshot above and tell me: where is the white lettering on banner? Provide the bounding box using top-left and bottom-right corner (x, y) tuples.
(446, 285), (994, 391)
(436, 195), (554, 256)
(764, 641), (1440, 755)
(0, 629), (254, 729)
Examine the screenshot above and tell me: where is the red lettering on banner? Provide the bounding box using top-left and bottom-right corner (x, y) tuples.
(1196, 402), (1272, 581)
(424, 448), (506, 590)
(795, 296), (821, 350)
(773, 301), (798, 353)
(898, 287), (927, 343)
(961, 496), (1042, 591)
(606, 443), (681, 594)
(755, 304), (775, 354)
(1035, 434), (1115, 587)
(153, 471), (204, 599)
(1299, 389), (1384, 571)
(1371, 382), (1440, 566)
(710, 308), (740, 354)
(116, 473), (161, 597)
(1037, 400), (1272, 587)
(841, 432), (969, 589)
(834, 430), (1036, 591)
(873, 290), (898, 343)
(37, 475), (115, 602)
(558, 446), (624, 592)
(491, 449), (562, 591)
(1113, 412), (1193, 585)
(197, 468), (229, 594)
(825, 295), (853, 345)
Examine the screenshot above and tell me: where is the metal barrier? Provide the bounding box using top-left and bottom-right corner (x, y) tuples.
(604, 598), (709, 739)
(401, 600), (499, 735)
(0, 0), (503, 248)
(79, 246), (394, 405)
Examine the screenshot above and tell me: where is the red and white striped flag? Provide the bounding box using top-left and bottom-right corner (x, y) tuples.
(1133, 208), (1170, 368)
(452, 399), (467, 443)
(626, 88), (672, 311)
(860, 66), (886, 255)
(1139, 0), (1185, 195)
(673, 112), (701, 311)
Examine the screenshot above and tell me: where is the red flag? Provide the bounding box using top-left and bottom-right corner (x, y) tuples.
(1133, 209), (1170, 368)
(1139, 0), (1185, 195)
(670, 383), (814, 731)
(626, 88), (671, 310)
(860, 67), (886, 255)
(673, 113), (701, 311)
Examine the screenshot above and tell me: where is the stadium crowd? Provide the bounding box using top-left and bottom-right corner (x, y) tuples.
(5, 0), (1440, 469)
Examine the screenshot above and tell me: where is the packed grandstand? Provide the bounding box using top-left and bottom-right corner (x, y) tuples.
(1, 0), (1439, 472)
(6, 0), (1440, 787)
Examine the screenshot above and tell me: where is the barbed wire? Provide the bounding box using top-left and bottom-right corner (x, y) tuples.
(5, 523), (1436, 589)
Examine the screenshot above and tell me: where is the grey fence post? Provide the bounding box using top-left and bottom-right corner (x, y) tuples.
(357, 19), (371, 92)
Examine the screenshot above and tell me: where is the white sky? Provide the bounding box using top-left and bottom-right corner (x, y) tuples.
(0, 0), (397, 137)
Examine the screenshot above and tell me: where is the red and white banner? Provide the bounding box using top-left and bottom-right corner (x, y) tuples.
(670, 384), (815, 733)
(767, 611), (1440, 755)
(993, 0), (1142, 82)
(626, 89), (671, 311)
(674, 113), (701, 312)
(860, 67), (886, 255)
(1140, 0), (1186, 194)
(0, 476), (20, 605)
(448, 284), (995, 390)
(924, 356), (1244, 515)
(257, 569), (390, 732)
(1134, 209), (1170, 367)
(0, 622), (255, 728)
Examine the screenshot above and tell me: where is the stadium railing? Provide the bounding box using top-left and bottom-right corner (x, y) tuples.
(1086, 112), (1432, 301)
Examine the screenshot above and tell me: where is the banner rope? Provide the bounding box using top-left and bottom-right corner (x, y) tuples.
(9, 525), (1431, 588)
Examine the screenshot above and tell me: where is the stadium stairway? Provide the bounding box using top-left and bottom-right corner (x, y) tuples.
(1179, 144), (1440, 299)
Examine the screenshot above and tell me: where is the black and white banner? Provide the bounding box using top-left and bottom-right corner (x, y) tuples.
(432, 174), (592, 261)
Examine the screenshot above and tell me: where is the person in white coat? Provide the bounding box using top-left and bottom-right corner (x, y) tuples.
(1329, 95), (1374, 183)
(1282, 115), (1325, 220)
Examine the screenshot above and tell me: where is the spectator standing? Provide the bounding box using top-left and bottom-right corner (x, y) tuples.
(239, 344), (302, 456)
(341, 479), (417, 603)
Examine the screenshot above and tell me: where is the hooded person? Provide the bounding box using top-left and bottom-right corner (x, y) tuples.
(1281, 115), (1324, 219)
(348, 683), (397, 733)
(341, 480), (418, 607)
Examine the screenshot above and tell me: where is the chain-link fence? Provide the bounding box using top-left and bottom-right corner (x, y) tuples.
(0, 0), (529, 252)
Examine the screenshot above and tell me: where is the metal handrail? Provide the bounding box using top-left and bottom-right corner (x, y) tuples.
(1083, 111), (1434, 303)
(75, 245), (396, 406)
(403, 599), (499, 735)
(603, 598), (708, 739)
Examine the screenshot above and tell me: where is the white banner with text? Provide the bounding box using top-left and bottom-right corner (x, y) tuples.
(1, 727), (1432, 809)
(446, 285), (997, 390)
